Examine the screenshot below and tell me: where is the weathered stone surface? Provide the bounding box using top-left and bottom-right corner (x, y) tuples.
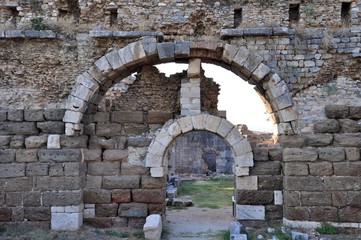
(284, 191), (300, 207)
(250, 162), (280, 175)
(0, 163), (25, 178)
(35, 176), (83, 191)
(157, 42), (175, 62)
(64, 162), (86, 176)
(60, 136), (88, 149)
(349, 106), (361, 119)
(314, 119), (339, 133)
(89, 136), (116, 149)
(124, 124), (149, 135)
(121, 162), (149, 175)
(258, 176), (283, 190)
(10, 136), (24, 149)
(44, 109), (66, 121)
(38, 149), (82, 162)
(325, 105), (349, 119)
(6, 192), (22, 206)
(284, 163), (308, 176)
(128, 137), (151, 147)
(0, 122), (38, 135)
(0, 208), (12, 221)
(103, 176), (140, 189)
(309, 161), (333, 176)
(284, 206), (310, 220)
(7, 110), (24, 121)
(235, 176), (257, 190)
(284, 176), (323, 191)
(278, 135), (305, 148)
(141, 176), (165, 189)
(305, 134), (333, 147)
(253, 147), (269, 161)
(144, 214), (162, 240)
(132, 189), (165, 204)
(318, 147), (345, 161)
(37, 122), (65, 134)
(24, 109), (44, 122)
(0, 149), (16, 163)
(283, 148), (318, 162)
(82, 149), (102, 162)
(84, 190), (111, 204)
(236, 190), (274, 205)
(324, 176), (361, 190)
(111, 111), (144, 123)
(338, 206), (361, 222)
(87, 162), (120, 176)
(112, 189), (131, 203)
(42, 191), (83, 206)
(49, 163), (63, 176)
(0, 177), (32, 191)
(96, 123), (123, 137)
(345, 147), (360, 161)
(96, 203), (118, 217)
(103, 149), (128, 161)
(118, 203), (148, 217)
(0, 136), (11, 147)
(85, 175), (102, 189)
(301, 192), (332, 206)
(24, 207), (51, 221)
(334, 133), (361, 147)
(338, 119), (360, 133)
(84, 218), (113, 228)
(333, 162), (361, 176)
(268, 148), (283, 161)
(146, 111), (173, 124)
(25, 135), (47, 149)
(23, 192), (41, 207)
(236, 204), (265, 220)
(26, 163), (49, 176)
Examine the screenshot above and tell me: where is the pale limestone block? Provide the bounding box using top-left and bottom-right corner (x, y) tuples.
(71, 83), (94, 101)
(267, 81), (289, 99)
(234, 167), (250, 176)
(145, 153), (162, 168)
(94, 56), (112, 74)
(142, 37), (159, 61)
(118, 45), (134, 67)
(235, 176), (257, 190)
(166, 121), (182, 137)
(51, 206), (65, 213)
(51, 212), (83, 231)
(252, 63), (270, 82)
(129, 40), (148, 65)
(65, 204), (84, 213)
(232, 47), (250, 69)
(65, 123), (75, 136)
(217, 118), (234, 137)
(272, 94), (293, 111)
(274, 123), (294, 135)
(128, 147), (147, 167)
(155, 129), (173, 147)
(76, 72), (99, 92)
(175, 40), (190, 58)
(236, 205), (265, 220)
(234, 152), (254, 167)
(222, 44), (239, 64)
(87, 66), (106, 84)
(66, 95), (87, 113)
(148, 141), (166, 157)
(83, 208), (95, 219)
(157, 42), (175, 62)
(226, 127), (244, 146)
(263, 73), (282, 91)
(63, 110), (83, 124)
(150, 167), (165, 177)
(105, 50), (126, 71)
(233, 139), (252, 156)
(274, 190), (283, 205)
(177, 116), (193, 133)
(48, 135), (60, 149)
(205, 115), (221, 132)
(278, 107), (298, 122)
(143, 214), (162, 240)
(187, 58), (202, 78)
(191, 114), (206, 130)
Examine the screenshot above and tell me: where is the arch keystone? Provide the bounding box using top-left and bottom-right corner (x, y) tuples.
(205, 115), (221, 132)
(177, 115), (193, 133)
(191, 114), (206, 130)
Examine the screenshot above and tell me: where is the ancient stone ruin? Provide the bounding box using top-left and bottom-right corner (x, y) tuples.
(0, 0), (361, 233)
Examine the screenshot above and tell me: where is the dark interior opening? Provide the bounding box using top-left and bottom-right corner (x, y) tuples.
(110, 9), (118, 26)
(289, 4), (300, 23)
(234, 8), (242, 28)
(341, 2), (351, 26)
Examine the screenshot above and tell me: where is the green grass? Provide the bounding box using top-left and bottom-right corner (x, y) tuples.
(177, 179), (233, 209)
(316, 222), (338, 235)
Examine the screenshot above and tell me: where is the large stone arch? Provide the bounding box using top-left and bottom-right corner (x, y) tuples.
(62, 37), (296, 136)
(145, 114), (253, 177)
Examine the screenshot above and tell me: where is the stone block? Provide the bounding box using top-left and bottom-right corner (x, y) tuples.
(333, 162), (361, 176)
(103, 149), (128, 161)
(94, 56), (112, 75)
(166, 121), (181, 137)
(314, 119), (339, 133)
(235, 176), (257, 190)
(24, 109), (44, 122)
(35, 176), (83, 191)
(49, 163), (63, 176)
(64, 162), (86, 176)
(305, 134), (333, 147)
(0, 149), (16, 163)
(66, 96), (87, 114)
(0, 177), (32, 192)
(37, 122), (65, 134)
(103, 176), (140, 189)
(345, 147), (360, 161)
(23, 192), (41, 207)
(334, 133), (361, 147)
(89, 136), (116, 149)
(128, 137), (151, 147)
(217, 119), (234, 138)
(88, 162), (120, 176)
(144, 214), (162, 240)
(10, 135), (24, 149)
(268, 148), (283, 161)
(105, 50), (125, 71)
(274, 190), (283, 205)
(278, 107), (298, 122)
(95, 203), (118, 217)
(147, 111), (173, 124)
(177, 115), (193, 133)
(309, 206), (338, 222)
(43, 191), (83, 206)
(258, 176), (283, 190)
(300, 192), (332, 206)
(84, 217), (112, 228)
(129, 217), (146, 229)
(24, 207), (50, 221)
(284, 206), (310, 220)
(338, 206), (361, 222)
(6, 192), (22, 206)
(47, 135), (60, 149)
(234, 152), (254, 167)
(325, 105), (349, 119)
(284, 191), (300, 207)
(309, 161), (333, 176)
(38, 149), (82, 162)
(222, 44), (239, 64)
(60, 136), (88, 148)
(0, 163), (25, 178)
(119, 203), (148, 218)
(274, 123), (294, 135)
(124, 124), (149, 135)
(150, 167), (165, 177)
(84, 189), (111, 204)
(318, 147), (345, 161)
(284, 176), (324, 191)
(233, 139), (252, 156)
(205, 115), (221, 132)
(253, 147), (269, 161)
(236, 190), (274, 205)
(0, 122), (38, 135)
(95, 123), (123, 137)
(157, 42), (175, 62)
(85, 175), (102, 189)
(154, 129), (173, 148)
(230, 221), (241, 234)
(76, 72), (99, 91)
(232, 47), (250, 69)
(284, 163), (308, 176)
(0, 136), (11, 147)
(12, 207), (24, 221)
(234, 167), (249, 176)
(82, 149), (102, 162)
(51, 211), (83, 231)
(44, 109), (66, 121)
(236, 205), (265, 220)
(338, 119), (360, 133)
(132, 189), (165, 204)
(283, 148), (318, 162)
(141, 176), (165, 189)
(187, 58), (202, 78)
(121, 162), (149, 175)
(349, 106), (361, 119)
(7, 109), (24, 121)
(252, 63), (270, 82)
(250, 162), (281, 175)
(63, 110), (83, 125)
(0, 111), (7, 122)
(142, 37), (158, 61)
(149, 203), (166, 215)
(0, 208), (11, 221)
(148, 141), (166, 157)
(112, 189), (131, 203)
(279, 135), (305, 148)
(111, 111), (144, 123)
(175, 40), (190, 59)
(26, 163), (49, 176)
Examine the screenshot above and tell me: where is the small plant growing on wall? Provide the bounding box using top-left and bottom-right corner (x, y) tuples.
(320, 29), (333, 51)
(316, 222), (337, 234)
(30, 17), (46, 30)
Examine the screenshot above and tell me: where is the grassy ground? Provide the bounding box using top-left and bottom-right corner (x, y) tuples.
(177, 178), (234, 209)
